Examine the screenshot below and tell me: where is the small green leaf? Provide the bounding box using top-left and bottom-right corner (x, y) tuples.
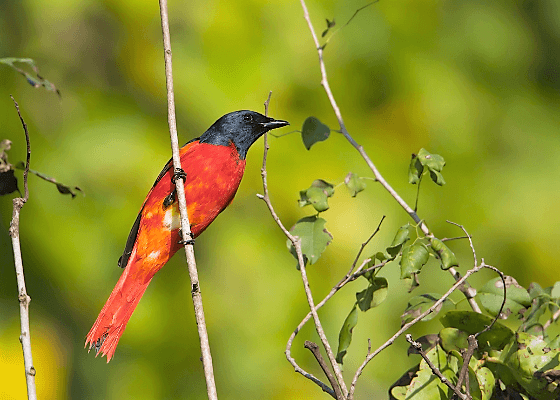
(551, 282), (560, 299)
(336, 304), (358, 364)
(356, 277), (388, 311)
(415, 148), (446, 186)
(429, 169), (446, 186)
(440, 311), (514, 351)
(301, 117), (330, 150)
(548, 335), (560, 349)
(477, 276), (531, 319)
(287, 216), (333, 265)
(430, 238), (459, 270)
(344, 172), (366, 197)
(298, 179), (334, 212)
(400, 243), (429, 279)
(405, 345), (459, 398)
(417, 148), (445, 172)
(386, 224), (410, 258)
(439, 327), (469, 353)
(408, 154), (423, 184)
(401, 293), (454, 324)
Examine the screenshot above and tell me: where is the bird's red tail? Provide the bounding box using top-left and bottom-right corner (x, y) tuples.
(85, 260), (155, 362)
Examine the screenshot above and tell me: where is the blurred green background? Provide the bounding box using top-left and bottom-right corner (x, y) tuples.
(1, 0), (560, 398)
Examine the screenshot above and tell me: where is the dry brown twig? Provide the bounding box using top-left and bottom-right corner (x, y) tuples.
(9, 95), (37, 400)
(158, 2), (217, 399)
(405, 334), (468, 400)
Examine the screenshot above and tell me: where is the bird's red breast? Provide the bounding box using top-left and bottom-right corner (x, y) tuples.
(132, 140), (246, 281)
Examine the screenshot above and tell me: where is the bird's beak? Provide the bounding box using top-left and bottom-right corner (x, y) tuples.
(261, 119), (290, 131)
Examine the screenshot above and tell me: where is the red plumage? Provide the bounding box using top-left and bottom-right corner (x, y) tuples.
(86, 141), (245, 361)
(85, 110), (288, 362)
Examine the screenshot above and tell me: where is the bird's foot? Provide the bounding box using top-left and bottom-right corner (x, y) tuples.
(171, 168), (187, 184)
(178, 230), (195, 246)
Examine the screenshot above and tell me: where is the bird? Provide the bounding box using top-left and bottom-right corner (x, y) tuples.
(85, 110), (289, 362)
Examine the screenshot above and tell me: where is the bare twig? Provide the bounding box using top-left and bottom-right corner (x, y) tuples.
(406, 334), (467, 400)
(258, 95), (348, 397)
(476, 261), (506, 335)
(456, 335), (478, 398)
(158, 2), (217, 399)
(440, 235), (470, 242)
(299, 0), (481, 315)
(349, 260), (484, 399)
(9, 95), (37, 400)
(304, 341), (342, 400)
(282, 222), (386, 396)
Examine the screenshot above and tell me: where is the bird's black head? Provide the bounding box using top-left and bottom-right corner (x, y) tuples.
(199, 110), (289, 159)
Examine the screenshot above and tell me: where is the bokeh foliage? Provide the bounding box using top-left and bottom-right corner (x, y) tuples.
(1, 0), (560, 398)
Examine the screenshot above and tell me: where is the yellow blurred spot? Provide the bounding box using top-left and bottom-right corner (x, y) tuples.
(0, 318), (68, 399)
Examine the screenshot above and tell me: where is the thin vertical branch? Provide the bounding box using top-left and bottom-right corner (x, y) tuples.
(158, 2), (217, 399)
(9, 95), (37, 400)
(258, 95), (348, 398)
(298, 0), (480, 314)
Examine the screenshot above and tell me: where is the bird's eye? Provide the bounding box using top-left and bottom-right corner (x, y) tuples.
(243, 114), (253, 123)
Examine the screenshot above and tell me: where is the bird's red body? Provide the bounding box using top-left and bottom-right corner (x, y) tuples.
(85, 110), (288, 362)
(86, 141), (246, 361)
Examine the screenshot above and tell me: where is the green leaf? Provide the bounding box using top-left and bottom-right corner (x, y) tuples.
(548, 335), (560, 349)
(439, 327), (469, 353)
(386, 224), (410, 258)
(298, 179), (334, 212)
(415, 148), (446, 186)
(408, 154), (423, 184)
(0, 57), (60, 96)
(400, 243), (429, 279)
(429, 169), (446, 186)
(498, 332), (560, 399)
(477, 276), (531, 319)
(287, 216), (332, 265)
(430, 238), (459, 270)
(471, 366), (495, 400)
(336, 304), (358, 364)
(401, 293), (454, 324)
(301, 117), (330, 150)
(440, 311), (514, 351)
(356, 277), (388, 311)
(405, 345), (459, 399)
(344, 172), (367, 197)
(551, 281), (560, 299)
(389, 365), (420, 400)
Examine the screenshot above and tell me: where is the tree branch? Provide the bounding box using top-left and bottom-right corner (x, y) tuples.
(349, 259), (485, 399)
(158, 2), (217, 399)
(298, 0), (481, 315)
(9, 95), (37, 400)
(304, 341), (343, 400)
(405, 334), (467, 400)
(258, 94), (348, 398)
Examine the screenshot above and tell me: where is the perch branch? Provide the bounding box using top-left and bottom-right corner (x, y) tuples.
(158, 2), (217, 399)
